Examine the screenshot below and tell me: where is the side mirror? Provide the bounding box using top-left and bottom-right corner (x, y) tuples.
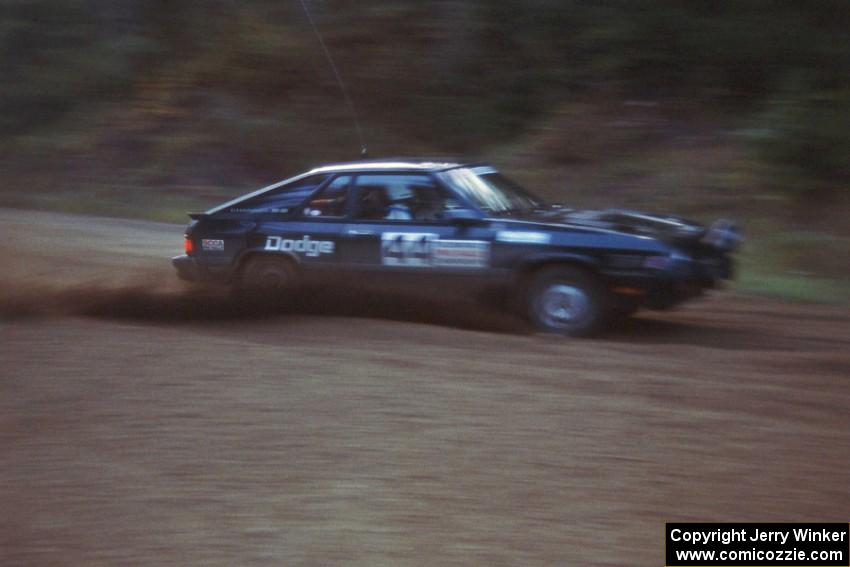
(443, 208), (484, 226)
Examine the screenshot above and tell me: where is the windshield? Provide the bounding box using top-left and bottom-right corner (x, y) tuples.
(437, 166), (544, 214)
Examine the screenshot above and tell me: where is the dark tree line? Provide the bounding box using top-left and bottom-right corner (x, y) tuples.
(2, 0), (848, 191)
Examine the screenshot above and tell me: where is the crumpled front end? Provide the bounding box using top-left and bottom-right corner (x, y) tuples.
(603, 247), (736, 310)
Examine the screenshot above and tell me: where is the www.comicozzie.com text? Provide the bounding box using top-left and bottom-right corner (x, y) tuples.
(670, 527), (847, 546)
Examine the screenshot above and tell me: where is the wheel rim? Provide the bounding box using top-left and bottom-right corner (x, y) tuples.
(248, 264), (289, 292)
(536, 283), (590, 328)
(262, 268), (287, 290)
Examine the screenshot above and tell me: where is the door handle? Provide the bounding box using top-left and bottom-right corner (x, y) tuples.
(347, 229), (376, 236)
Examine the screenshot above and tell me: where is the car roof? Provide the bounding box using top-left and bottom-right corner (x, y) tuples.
(205, 158), (486, 215)
(307, 158), (481, 174)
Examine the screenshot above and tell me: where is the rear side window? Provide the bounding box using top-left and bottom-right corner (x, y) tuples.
(228, 174), (329, 213)
(303, 175), (351, 218)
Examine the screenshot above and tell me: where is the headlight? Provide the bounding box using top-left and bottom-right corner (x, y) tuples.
(643, 251), (689, 270)
(673, 224), (705, 238)
(702, 219), (743, 251)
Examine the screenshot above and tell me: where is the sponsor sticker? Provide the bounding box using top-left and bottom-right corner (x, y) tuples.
(201, 239), (225, 251)
(496, 230), (551, 244)
(432, 240), (489, 267)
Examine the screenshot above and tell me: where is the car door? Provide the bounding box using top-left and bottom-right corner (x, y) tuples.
(257, 174), (352, 270)
(340, 173), (496, 277)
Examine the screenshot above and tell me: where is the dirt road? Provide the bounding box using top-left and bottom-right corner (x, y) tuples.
(2, 208), (849, 566)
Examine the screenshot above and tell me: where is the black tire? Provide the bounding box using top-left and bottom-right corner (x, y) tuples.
(235, 256), (297, 299)
(524, 266), (610, 337)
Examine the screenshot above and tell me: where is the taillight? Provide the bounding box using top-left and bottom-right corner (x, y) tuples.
(184, 235), (194, 254)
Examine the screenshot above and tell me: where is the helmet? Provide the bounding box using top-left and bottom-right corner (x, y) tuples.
(386, 183), (414, 202)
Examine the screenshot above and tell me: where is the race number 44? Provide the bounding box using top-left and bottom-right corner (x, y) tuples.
(381, 233), (489, 268)
(381, 233), (437, 267)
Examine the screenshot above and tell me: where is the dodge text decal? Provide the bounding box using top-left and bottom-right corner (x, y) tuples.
(265, 235), (334, 257)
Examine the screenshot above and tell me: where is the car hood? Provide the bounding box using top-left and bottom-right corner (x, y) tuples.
(499, 207), (741, 251)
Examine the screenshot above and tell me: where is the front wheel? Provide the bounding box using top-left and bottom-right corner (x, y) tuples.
(525, 266), (610, 337)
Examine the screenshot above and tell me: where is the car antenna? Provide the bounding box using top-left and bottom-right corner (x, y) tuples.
(297, 0), (368, 158)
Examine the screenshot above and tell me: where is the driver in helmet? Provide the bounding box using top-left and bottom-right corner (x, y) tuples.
(385, 184), (414, 220)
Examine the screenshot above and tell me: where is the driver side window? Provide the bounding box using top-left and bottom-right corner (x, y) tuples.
(351, 174), (458, 222)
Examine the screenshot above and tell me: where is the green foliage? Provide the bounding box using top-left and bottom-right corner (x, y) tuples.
(1, 2), (849, 209)
(3, 1), (849, 150)
(753, 88), (850, 194)
(0, 1), (156, 134)
(736, 229), (850, 304)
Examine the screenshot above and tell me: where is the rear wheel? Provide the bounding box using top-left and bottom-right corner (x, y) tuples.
(525, 266), (610, 337)
(235, 256), (297, 299)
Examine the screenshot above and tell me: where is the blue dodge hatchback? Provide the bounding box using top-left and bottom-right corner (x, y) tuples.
(173, 159), (740, 336)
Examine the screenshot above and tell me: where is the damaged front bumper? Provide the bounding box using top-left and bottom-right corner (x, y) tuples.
(606, 254), (734, 310)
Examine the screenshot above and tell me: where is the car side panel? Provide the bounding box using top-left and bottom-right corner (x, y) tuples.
(245, 219), (345, 268)
(189, 217), (256, 270)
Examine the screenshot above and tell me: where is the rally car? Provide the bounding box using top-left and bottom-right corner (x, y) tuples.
(173, 159), (741, 336)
